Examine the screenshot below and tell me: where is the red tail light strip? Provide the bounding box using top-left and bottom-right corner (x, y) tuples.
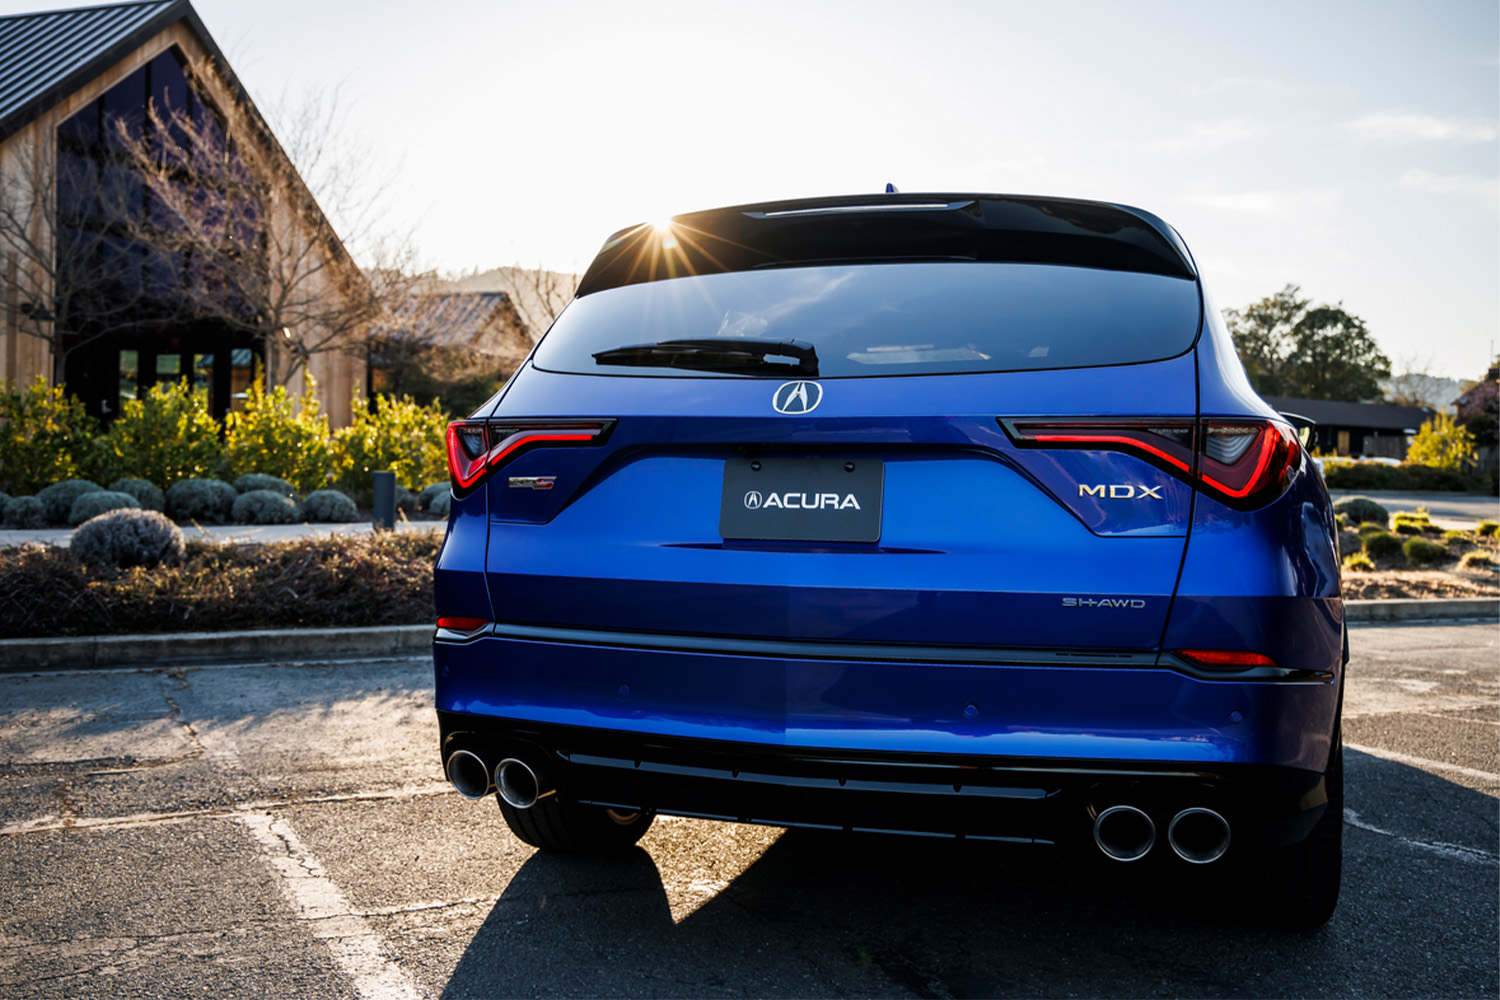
(1029, 433), (1192, 474)
(447, 420), (615, 496)
(1176, 649), (1278, 669)
(1001, 416), (1301, 511)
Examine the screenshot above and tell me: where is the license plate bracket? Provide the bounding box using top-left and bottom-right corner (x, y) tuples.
(719, 458), (884, 542)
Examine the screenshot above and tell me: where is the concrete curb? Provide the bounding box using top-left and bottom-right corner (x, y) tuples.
(0, 624), (434, 672)
(1344, 597), (1498, 623)
(0, 600), (1494, 672)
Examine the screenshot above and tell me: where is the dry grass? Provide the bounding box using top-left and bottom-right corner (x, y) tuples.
(0, 533), (438, 638)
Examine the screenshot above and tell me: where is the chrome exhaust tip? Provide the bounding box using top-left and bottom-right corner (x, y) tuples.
(446, 749), (494, 800)
(1168, 807), (1231, 864)
(496, 757), (551, 810)
(1093, 804), (1156, 862)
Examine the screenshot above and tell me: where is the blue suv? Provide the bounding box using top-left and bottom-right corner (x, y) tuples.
(433, 193), (1345, 927)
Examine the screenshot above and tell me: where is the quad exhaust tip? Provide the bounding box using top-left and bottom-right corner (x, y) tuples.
(1167, 807), (1231, 864)
(496, 757), (552, 810)
(1093, 804), (1156, 862)
(446, 749), (494, 800)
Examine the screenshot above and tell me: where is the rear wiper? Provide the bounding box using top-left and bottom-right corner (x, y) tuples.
(592, 338), (818, 376)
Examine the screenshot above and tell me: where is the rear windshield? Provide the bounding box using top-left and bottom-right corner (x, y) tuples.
(533, 262), (1200, 379)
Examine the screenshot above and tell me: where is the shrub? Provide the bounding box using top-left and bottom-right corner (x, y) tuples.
(1459, 550), (1496, 571)
(165, 478), (237, 523)
(0, 491), (8, 514)
(1443, 529), (1473, 544)
(36, 479), (102, 524)
(331, 393), (448, 500)
(395, 485), (417, 514)
(1332, 496), (1388, 528)
(233, 473), (298, 498)
(108, 477), (165, 513)
(1336, 530), (1362, 558)
(232, 489), (300, 525)
(1357, 522), (1388, 536)
(0, 532), (439, 638)
(302, 489), (359, 523)
(1402, 538), (1448, 567)
(428, 491), (451, 517)
(1343, 553), (1375, 572)
(2, 495), (43, 528)
(418, 482), (448, 512)
(1406, 412), (1475, 472)
(1322, 461), (1485, 493)
(1478, 521), (1499, 538)
(1393, 521), (1423, 535)
(223, 377), (333, 494)
(70, 509), (185, 570)
(68, 491), (139, 526)
(1362, 532), (1405, 559)
(100, 381), (222, 488)
(0, 377), (107, 494)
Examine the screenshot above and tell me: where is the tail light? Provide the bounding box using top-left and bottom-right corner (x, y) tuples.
(446, 419), (615, 497)
(1001, 417), (1301, 510)
(1175, 648), (1279, 670)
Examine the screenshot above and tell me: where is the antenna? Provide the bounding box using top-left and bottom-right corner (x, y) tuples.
(885, 183), (900, 194)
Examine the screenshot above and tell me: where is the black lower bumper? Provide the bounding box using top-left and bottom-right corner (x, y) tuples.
(439, 711), (1328, 853)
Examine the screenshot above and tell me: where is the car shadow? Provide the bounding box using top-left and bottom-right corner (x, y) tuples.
(439, 751), (1497, 999)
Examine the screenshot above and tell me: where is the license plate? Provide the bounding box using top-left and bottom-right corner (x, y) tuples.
(719, 458), (883, 542)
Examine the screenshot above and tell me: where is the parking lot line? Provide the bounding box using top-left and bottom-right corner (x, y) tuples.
(1346, 741), (1500, 783)
(240, 810), (422, 1000)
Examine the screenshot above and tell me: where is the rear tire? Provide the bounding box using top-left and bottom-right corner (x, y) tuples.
(498, 795), (656, 854)
(1246, 722), (1343, 928)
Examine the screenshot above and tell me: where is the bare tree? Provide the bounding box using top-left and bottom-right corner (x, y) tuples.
(0, 133), (177, 384)
(1385, 355), (1462, 411)
(110, 67), (426, 389)
(500, 263), (577, 341)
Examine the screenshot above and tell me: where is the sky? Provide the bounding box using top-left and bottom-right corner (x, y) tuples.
(10, 0), (1500, 379)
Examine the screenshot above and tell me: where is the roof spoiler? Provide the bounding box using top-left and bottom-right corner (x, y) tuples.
(576, 193), (1197, 297)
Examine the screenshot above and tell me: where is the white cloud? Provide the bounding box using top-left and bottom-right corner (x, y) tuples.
(1182, 188), (1343, 217)
(1399, 169), (1499, 208)
(1188, 76), (1293, 97)
(1347, 111), (1498, 143)
(1146, 119), (1277, 154)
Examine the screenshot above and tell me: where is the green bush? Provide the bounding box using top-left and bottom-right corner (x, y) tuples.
(332, 393), (448, 500)
(1322, 460), (1488, 493)
(1332, 496), (1388, 528)
(100, 381), (223, 488)
(232, 489), (300, 525)
(1343, 552), (1374, 572)
(1363, 532), (1405, 559)
(232, 473), (298, 498)
(36, 479), (102, 524)
(1393, 521), (1423, 535)
(70, 509), (185, 570)
(0, 378), (106, 494)
(68, 490), (139, 526)
(1403, 538), (1448, 567)
(1443, 529), (1472, 544)
(417, 482), (448, 512)
(1406, 412), (1476, 472)
(1357, 522), (1388, 536)
(223, 377), (333, 494)
(1477, 521), (1499, 537)
(428, 491), (451, 517)
(1459, 550), (1496, 571)
(2, 495), (43, 528)
(165, 478), (237, 523)
(302, 489), (359, 523)
(109, 477), (165, 513)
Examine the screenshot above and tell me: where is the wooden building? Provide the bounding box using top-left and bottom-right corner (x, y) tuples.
(0, 0), (366, 427)
(1263, 396), (1435, 460)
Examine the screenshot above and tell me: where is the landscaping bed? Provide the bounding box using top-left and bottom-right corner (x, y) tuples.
(0, 533), (438, 639)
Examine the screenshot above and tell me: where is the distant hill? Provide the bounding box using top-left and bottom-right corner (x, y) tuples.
(437, 266), (580, 341)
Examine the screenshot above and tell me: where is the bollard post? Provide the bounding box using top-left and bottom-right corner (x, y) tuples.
(372, 470), (395, 531)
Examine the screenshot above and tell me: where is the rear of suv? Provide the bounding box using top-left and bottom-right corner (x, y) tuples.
(433, 193), (1345, 927)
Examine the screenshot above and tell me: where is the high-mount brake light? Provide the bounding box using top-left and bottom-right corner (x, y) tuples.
(1001, 416), (1302, 510)
(445, 419), (615, 497)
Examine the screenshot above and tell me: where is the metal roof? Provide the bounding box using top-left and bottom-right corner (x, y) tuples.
(379, 292), (518, 353)
(0, 0), (222, 143)
(1263, 396), (1435, 432)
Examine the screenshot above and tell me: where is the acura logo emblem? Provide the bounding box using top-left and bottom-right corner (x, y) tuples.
(773, 380), (822, 414)
(744, 491), (763, 509)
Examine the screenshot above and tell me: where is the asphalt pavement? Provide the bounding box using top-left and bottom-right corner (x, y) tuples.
(0, 622), (1495, 998)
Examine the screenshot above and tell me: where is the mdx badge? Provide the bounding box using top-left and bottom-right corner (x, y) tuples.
(1078, 484), (1164, 499)
(773, 381), (823, 415)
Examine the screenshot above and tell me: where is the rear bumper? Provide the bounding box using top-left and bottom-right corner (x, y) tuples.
(437, 712), (1328, 851)
(434, 626), (1339, 848)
